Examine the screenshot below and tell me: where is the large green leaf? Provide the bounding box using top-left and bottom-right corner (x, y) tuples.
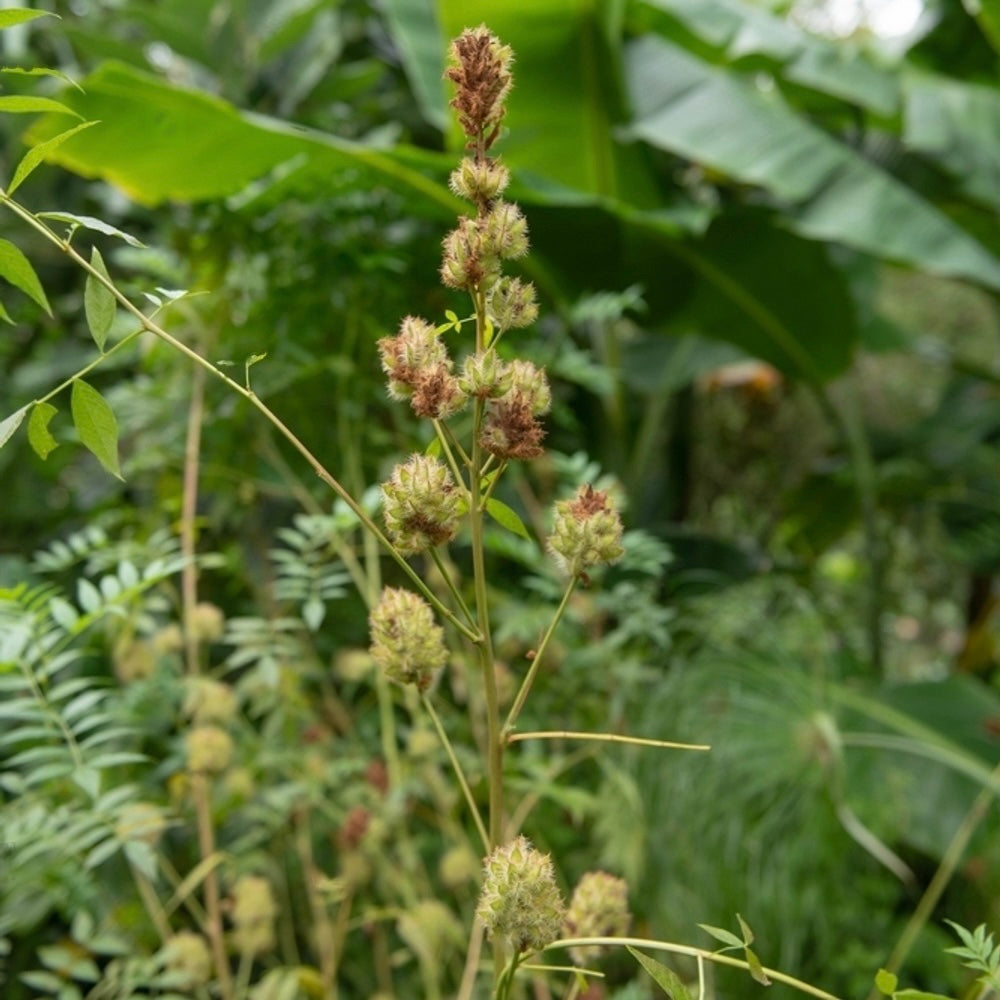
(902, 70), (1000, 210)
(382, 0), (448, 131)
(25, 62), (461, 212)
(624, 35), (1000, 291)
(639, 0), (899, 116)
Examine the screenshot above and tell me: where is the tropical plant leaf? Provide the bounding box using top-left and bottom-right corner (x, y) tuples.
(84, 247), (115, 351)
(0, 238), (51, 314)
(381, 0), (447, 130)
(0, 9), (57, 30)
(27, 402), (58, 460)
(623, 35), (1000, 291)
(1, 66), (83, 90)
(0, 95), (82, 118)
(627, 947), (693, 1000)
(8, 121), (97, 194)
(70, 379), (122, 480)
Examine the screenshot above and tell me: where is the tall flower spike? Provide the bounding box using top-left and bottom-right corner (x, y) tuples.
(445, 26), (514, 153)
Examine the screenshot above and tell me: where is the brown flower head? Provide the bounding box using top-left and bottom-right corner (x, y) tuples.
(445, 26), (514, 154)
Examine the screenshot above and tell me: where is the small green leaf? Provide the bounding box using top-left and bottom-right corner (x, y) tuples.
(425, 436), (442, 457)
(37, 212), (145, 247)
(486, 497), (530, 539)
(70, 379), (122, 480)
(27, 402), (58, 459)
(893, 990), (957, 1000)
(735, 913), (755, 946)
(0, 406), (28, 449)
(875, 969), (899, 995)
(9, 122), (97, 194)
(744, 947), (771, 986)
(84, 248), (115, 351)
(697, 924), (745, 950)
(627, 947), (693, 1000)
(0, 299), (11, 324)
(0, 238), (51, 314)
(0, 10), (57, 30)
(0, 95), (82, 118)
(1, 66), (82, 91)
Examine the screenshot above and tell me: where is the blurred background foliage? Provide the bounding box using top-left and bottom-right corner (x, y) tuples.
(0, 0), (998, 998)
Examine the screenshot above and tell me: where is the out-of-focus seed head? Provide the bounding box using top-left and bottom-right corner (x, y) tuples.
(381, 454), (462, 555)
(230, 875), (277, 955)
(190, 602), (225, 643)
(183, 677), (237, 726)
(162, 932), (212, 988)
(548, 485), (625, 577)
(185, 725), (233, 775)
(565, 871), (631, 965)
(369, 587), (449, 692)
(476, 835), (566, 955)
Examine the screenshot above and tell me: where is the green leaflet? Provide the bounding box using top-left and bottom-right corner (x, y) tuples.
(70, 379), (122, 480)
(0, 238), (51, 315)
(84, 247), (115, 352)
(27, 402), (58, 460)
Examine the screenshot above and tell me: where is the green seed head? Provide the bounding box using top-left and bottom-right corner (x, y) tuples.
(381, 454), (461, 555)
(548, 485), (624, 577)
(369, 587), (449, 692)
(476, 835), (566, 955)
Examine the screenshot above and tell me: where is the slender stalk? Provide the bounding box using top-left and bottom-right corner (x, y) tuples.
(429, 547), (477, 631)
(864, 763), (1000, 1000)
(294, 806), (338, 1000)
(479, 459), (508, 510)
(433, 418), (469, 493)
(180, 363), (205, 676)
(130, 865), (173, 943)
(507, 731), (710, 751)
(0, 195), (480, 645)
(456, 919), (486, 1000)
(33, 326), (144, 404)
(191, 773), (233, 1000)
(504, 578), (577, 734)
(552, 937), (845, 1000)
(422, 694), (490, 853)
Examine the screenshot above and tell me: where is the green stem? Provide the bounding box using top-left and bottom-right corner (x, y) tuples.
(434, 418), (470, 485)
(507, 731), (710, 751)
(479, 460), (508, 510)
(429, 547), (477, 630)
(552, 937), (845, 1000)
(0, 194), (480, 645)
(504, 578), (577, 734)
(421, 694), (490, 853)
(863, 762), (1000, 1000)
(33, 326), (144, 405)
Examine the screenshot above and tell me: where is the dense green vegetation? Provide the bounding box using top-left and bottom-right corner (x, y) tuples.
(1, 2), (998, 999)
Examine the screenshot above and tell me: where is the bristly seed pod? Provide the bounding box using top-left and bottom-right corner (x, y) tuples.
(476, 835), (566, 955)
(548, 485), (625, 577)
(369, 587), (448, 692)
(381, 454), (462, 555)
(445, 26), (514, 153)
(565, 871), (631, 965)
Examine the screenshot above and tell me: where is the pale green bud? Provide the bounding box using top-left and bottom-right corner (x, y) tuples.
(548, 485), (624, 576)
(382, 455), (461, 554)
(458, 350), (511, 399)
(490, 276), (538, 330)
(476, 835), (566, 955)
(506, 360), (550, 415)
(378, 315), (450, 401)
(369, 588), (448, 692)
(482, 201), (529, 259)
(449, 156), (510, 204)
(565, 871), (631, 965)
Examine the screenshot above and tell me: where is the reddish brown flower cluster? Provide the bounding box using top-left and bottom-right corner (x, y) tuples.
(480, 393), (545, 460)
(445, 26), (513, 155)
